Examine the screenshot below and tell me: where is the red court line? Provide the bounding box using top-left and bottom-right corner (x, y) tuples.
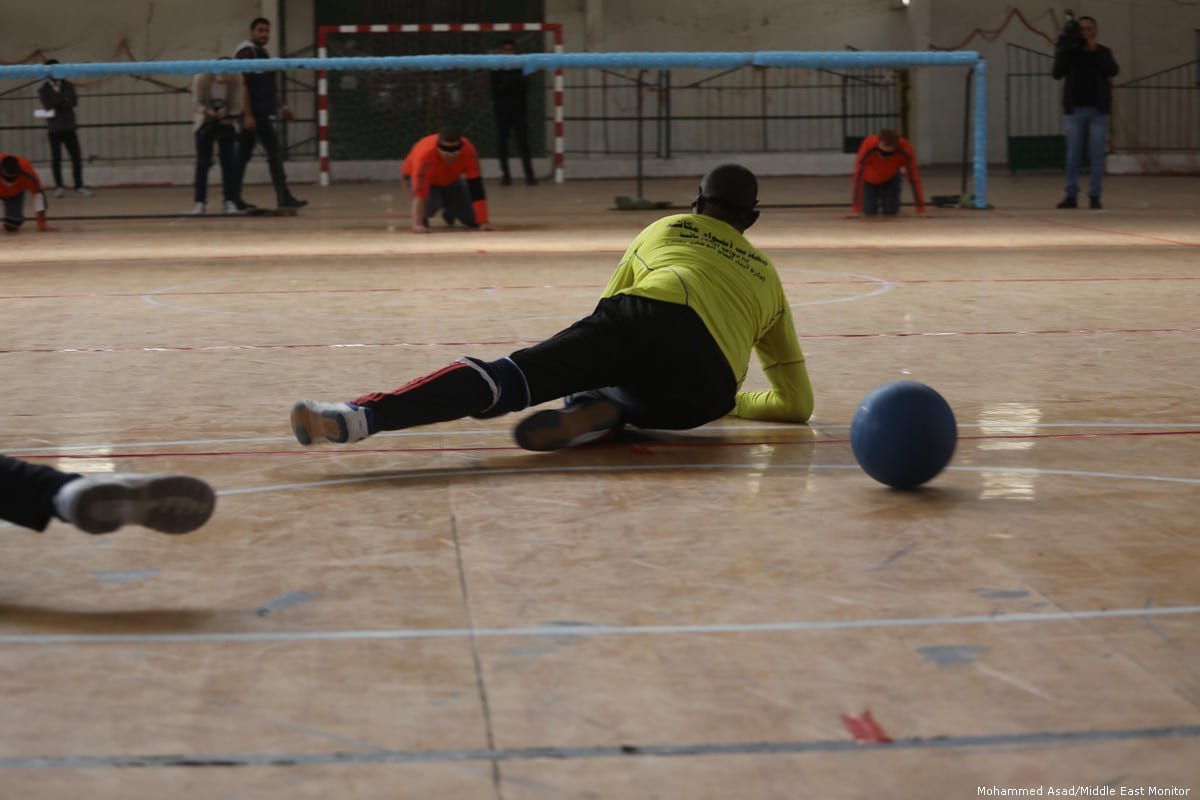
(15, 429), (1200, 460)
(992, 209), (1200, 248)
(3, 274), (1199, 302)
(841, 712), (894, 745)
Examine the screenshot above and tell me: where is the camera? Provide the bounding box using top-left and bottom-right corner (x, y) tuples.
(1062, 9), (1080, 37)
(1057, 9), (1084, 52)
(202, 98), (235, 139)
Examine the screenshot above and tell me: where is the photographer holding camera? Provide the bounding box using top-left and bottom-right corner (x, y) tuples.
(1052, 11), (1119, 209)
(190, 61), (242, 215)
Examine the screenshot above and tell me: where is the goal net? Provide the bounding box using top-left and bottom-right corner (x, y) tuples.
(317, 23), (564, 186)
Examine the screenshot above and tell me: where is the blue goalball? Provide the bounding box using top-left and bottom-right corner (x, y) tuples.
(850, 381), (958, 489)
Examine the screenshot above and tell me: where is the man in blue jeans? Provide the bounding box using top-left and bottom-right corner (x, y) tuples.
(1052, 14), (1119, 210)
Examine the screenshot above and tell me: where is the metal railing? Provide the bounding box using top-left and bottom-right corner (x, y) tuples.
(2, 65), (898, 166)
(1005, 43), (1200, 170)
(1113, 60), (1200, 151)
(562, 65), (900, 157)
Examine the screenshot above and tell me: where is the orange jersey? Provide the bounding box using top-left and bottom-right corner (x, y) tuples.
(402, 134), (483, 195)
(401, 135), (489, 224)
(0, 154), (43, 199)
(851, 135), (925, 212)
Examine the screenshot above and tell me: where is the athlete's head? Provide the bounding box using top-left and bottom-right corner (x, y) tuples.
(0, 156), (19, 184)
(1079, 16), (1098, 44)
(877, 128), (899, 153)
(693, 163), (759, 232)
(500, 39), (518, 55)
(437, 127), (465, 163)
(250, 17), (271, 46)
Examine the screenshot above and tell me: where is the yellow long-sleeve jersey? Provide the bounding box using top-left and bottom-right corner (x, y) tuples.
(601, 213), (814, 422)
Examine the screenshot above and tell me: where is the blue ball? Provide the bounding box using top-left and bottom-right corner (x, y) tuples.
(850, 381), (957, 489)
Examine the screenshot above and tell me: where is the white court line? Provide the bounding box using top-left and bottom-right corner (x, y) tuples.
(791, 272), (895, 308)
(2, 604), (1197, 647)
(4, 421), (1199, 455)
(206, 463), (1200, 500)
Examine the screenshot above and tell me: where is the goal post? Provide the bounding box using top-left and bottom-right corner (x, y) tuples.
(316, 22), (564, 185)
(1, 50), (989, 209)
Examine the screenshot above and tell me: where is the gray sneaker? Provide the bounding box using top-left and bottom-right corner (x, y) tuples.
(61, 473), (216, 535)
(513, 398), (622, 451)
(291, 400), (373, 445)
(75, 187), (94, 197)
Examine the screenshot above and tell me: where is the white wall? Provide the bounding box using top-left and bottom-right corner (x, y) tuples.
(0, 0), (273, 62)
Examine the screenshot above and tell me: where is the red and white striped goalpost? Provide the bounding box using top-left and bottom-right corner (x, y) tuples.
(316, 23), (565, 187)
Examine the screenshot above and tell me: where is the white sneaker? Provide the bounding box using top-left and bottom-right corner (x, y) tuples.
(75, 187), (94, 197)
(224, 200), (238, 214)
(54, 187), (64, 198)
(291, 400), (373, 445)
(189, 202), (206, 215)
(55, 473), (216, 535)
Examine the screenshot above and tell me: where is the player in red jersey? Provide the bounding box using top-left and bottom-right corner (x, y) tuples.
(0, 154), (49, 233)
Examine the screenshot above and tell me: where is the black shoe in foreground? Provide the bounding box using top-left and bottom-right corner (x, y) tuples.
(513, 398), (622, 452)
(278, 196), (308, 209)
(1056, 196), (1077, 209)
(1089, 196), (1102, 209)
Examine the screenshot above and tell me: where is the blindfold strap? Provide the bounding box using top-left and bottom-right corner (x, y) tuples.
(438, 140), (464, 153)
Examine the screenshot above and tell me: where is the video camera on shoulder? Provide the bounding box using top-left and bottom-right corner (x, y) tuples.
(1057, 9), (1084, 51)
(1062, 10), (1081, 37)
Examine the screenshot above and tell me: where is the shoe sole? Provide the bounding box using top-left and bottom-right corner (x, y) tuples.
(291, 402), (348, 445)
(72, 476), (216, 535)
(514, 400), (621, 452)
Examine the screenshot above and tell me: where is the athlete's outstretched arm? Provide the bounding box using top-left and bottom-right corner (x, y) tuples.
(732, 307), (814, 423)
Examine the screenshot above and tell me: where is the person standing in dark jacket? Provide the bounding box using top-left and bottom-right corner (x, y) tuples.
(1052, 14), (1119, 209)
(490, 39), (537, 186)
(38, 61), (93, 198)
(232, 17), (307, 211)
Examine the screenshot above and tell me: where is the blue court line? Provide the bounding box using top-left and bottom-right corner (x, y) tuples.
(2, 723), (1197, 769)
(2, 604), (1198, 646)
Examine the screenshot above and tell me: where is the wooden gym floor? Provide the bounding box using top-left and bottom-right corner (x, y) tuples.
(1, 172), (1198, 798)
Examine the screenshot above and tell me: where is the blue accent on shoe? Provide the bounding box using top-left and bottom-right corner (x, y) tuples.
(355, 403), (378, 434)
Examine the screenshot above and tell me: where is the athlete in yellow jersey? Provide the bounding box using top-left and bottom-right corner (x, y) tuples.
(291, 163), (814, 451)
